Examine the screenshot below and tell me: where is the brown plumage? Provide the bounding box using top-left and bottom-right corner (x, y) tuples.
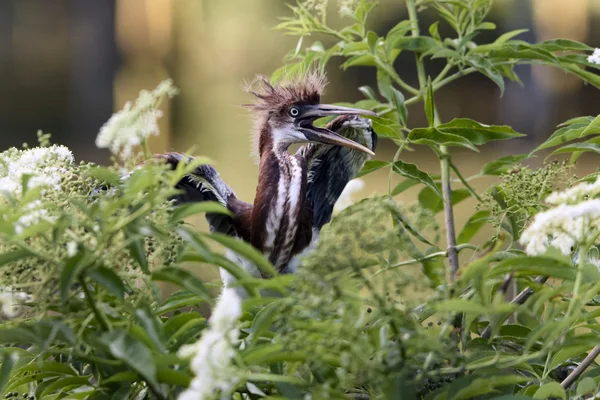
(160, 73), (376, 282)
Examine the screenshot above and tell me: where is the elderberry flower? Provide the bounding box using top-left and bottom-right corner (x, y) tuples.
(334, 178), (365, 213)
(546, 176), (600, 205)
(95, 79), (178, 158)
(0, 145), (73, 196)
(0, 286), (31, 318)
(178, 289), (242, 400)
(519, 199), (600, 255)
(338, 0), (358, 16)
(14, 200), (53, 235)
(588, 48), (600, 65)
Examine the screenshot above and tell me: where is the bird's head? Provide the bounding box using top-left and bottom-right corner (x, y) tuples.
(246, 72), (376, 156)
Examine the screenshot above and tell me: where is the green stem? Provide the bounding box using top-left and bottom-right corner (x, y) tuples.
(440, 146), (459, 282)
(433, 62), (454, 85)
(387, 141), (406, 193)
(376, 59), (420, 96)
(140, 138), (152, 161)
(566, 243), (590, 318)
(79, 277), (110, 331)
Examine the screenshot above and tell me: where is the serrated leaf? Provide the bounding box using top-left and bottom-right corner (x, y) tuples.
(342, 54), (376, 69)
(435, 118), (525, 144)
(489, 43), (559, 64)
(481, 154), (529, 175)
(87, 266), (126, 299)
(127, 234), (149, 274)
(531, 123), (590, 153)
(392, 161), (442, 198)
(549, 142), (600, 157)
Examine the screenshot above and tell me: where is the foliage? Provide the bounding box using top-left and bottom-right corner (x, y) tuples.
(1, 0), (600, 399)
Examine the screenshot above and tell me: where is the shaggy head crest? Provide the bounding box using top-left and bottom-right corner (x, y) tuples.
(245, 71), (328, 113)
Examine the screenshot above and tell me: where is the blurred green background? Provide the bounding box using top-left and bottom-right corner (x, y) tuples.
(1, 0), (600, 254)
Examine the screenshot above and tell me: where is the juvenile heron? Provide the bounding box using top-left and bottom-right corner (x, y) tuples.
(160, 73), (376, 279)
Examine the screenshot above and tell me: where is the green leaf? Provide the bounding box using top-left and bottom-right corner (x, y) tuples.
(481, 154), (529, 175)
(434, 118), (525, 144)
(156, 368), (192, 387)
(0, 353), (16, 395)
(488, 256), (575, 280)
(126, 233), (149, 274)
(389, 36), (439, 52)
(428, 21), (440, 40)
(576, 377), (597, 397)
(549, 142), (600, 157)
(392, 161), (442, 198)
(250, 301), (280, 341)
(531, 123), (589, 153)
(451, 375), (530, 400)
(170, 201), (232, 224)
(457, 210), (490, 244)
(59, 252), (89, 304)
(533, 382), (565, 399)
(357, 160), (389, 178)
(562, 62), (600, 90)
(548, 345), (593, 372)
(152, 267), (213, 302)
(387, 87), (408, 126)
(341, 54), (376, 69)
(87, 266), (126, 299)
(366, 31), (378, 53)
(37, 376), (90, 398)
(358, 86), (377, 100)
(418, 187), (470, 214)
(489, 43), (559, 64)
(409, 128), (478, 151)
(156, 290), (206, 315)
(101, 330), (158, 390)
(425, 78), (435, 127)
(537, 38), (591, 52)
(0, 248), (33, 268)
(391, 179), (419, 196)
(135, 306), (166, 353)
(204, 232), (278, 277)
(434, 299), (494, 316)
(86, 166), (121, 187)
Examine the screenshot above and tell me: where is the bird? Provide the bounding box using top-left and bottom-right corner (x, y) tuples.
(158, 73), (376, 288)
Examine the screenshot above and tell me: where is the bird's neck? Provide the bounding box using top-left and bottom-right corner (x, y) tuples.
(252, 146), (309, 269)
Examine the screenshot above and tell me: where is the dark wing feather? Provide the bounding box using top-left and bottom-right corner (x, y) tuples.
(300, 116), (378, 230)
(159, 153), (252, 237)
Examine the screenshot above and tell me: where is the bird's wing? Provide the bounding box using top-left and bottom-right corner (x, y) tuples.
(298, 116), (377, 230)
(158, 153), (252, 237)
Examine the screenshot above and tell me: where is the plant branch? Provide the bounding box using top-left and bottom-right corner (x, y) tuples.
(79, 276), (110, 331)
(481, 276), (549, 339)
(440, 148), (459, 281)
(560, 346), (600, 388)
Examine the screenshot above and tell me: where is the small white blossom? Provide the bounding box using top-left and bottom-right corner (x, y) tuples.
(67, 241), (78, 257)
(0, 286), (32, 318)
(519, 199), (600, 256)
(588, 48), (600, 65)
(0, 145), (73, 196)
(546, 176), (600, 205)
(95, 79), (178, 158)
(178, 288), (243, 400)
(334, 179), (365, 213)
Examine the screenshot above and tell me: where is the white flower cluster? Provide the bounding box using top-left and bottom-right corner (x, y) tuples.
(546, 176), (600, 205)
(0, 286), (32, 318)
(95, 79), (178, 158)
(0, 145), (74, 196)
(14, 200), (53, 235)
(178, 289), (243, 400)
(520, 177), (600, 256)
(334, 178), (365, 213)
(588, 48), (600, 65)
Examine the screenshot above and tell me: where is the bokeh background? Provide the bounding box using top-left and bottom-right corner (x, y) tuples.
(1, 0), (600, 242)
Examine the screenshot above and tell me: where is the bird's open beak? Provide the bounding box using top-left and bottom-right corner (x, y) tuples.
(298, 104), (376, 156)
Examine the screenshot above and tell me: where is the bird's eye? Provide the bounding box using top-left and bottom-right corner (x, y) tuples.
(289, 107), (300, 117)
